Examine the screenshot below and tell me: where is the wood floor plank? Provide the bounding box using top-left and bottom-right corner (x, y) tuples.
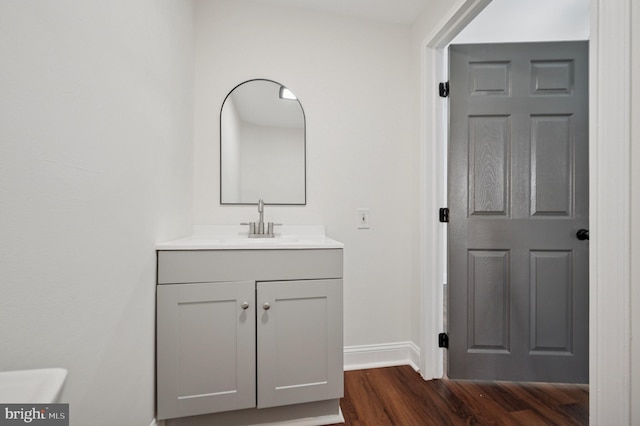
(333, 366), (588, 426)
(559, 402), (589, 425)
(472, 381), (531, 413)
(511, 383), (584, 425)
(444, 381), (522, 425)
(342, 369), (395, 425)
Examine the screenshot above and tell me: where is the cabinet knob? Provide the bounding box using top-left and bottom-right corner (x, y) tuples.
(241, 301), (250, 310)
(263, 302), (271, 311)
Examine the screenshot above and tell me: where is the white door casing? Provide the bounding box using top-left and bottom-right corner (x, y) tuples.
(418, 0), (631, 423)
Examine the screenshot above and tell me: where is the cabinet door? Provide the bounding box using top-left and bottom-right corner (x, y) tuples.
(257, 279), (343, 409)
(157, 281), (256, 420)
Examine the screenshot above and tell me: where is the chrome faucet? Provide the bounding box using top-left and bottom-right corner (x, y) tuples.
(241, 198), (281, 238)
(257, 198), (265, 234)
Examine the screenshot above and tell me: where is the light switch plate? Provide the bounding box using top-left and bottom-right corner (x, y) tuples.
(357, 208), (370, 229)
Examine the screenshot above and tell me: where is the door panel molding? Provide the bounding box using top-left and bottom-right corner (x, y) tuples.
(529, 250), (573, 354)
(468, 115), (511, 216)
(467, 249), (510, 352)
(530, 115), (574, 217)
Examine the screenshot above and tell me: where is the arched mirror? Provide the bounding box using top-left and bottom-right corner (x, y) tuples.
(220, 79), (306, 205)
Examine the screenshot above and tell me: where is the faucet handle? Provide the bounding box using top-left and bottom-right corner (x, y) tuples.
(240, 222), (256, 234)
(267, 222), (282, 236)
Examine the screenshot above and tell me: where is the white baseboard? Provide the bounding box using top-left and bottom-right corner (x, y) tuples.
(343, 341), (420, 372)
(150, 418), (163, 426)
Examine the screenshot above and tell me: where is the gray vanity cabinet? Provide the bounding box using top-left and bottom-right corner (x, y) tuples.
(257, 279), (343, 409)
(156, 280), (256, 420)
(156, 248), (344, 421)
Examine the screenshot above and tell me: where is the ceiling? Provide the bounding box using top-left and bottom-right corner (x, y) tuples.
(251, 0), (431, 25)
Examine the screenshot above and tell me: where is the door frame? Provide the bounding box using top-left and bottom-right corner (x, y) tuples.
(418, 0), (632, 424)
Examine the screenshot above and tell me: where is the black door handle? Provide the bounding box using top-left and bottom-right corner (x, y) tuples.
(576, 229), (589, 240)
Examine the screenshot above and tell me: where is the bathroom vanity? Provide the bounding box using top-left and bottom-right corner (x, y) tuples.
(156, 226), (344, 424)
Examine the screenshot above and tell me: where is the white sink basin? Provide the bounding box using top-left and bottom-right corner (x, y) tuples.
(0, 368), (67, 403)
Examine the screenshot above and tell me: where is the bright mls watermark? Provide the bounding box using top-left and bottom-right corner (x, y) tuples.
(0, 405), (68, 425)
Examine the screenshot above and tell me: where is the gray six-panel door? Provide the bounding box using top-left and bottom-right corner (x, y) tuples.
(448, 42), (589, 383)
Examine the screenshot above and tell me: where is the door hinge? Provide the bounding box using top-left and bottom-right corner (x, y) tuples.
(438, 333), (449, 348)
(439, 81), (450, 98)
(439, 207), (449, 223)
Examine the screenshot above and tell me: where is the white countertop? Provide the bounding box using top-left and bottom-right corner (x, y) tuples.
(156, 225), (344, 250)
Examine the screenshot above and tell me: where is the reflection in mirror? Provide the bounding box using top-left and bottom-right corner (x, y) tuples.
(220, 79), (306, 205)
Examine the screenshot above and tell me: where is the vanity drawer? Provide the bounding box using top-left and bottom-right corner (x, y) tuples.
(157, 249), (343, 284)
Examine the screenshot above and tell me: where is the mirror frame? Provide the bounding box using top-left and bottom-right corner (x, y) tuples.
(219, 78), (307, 205)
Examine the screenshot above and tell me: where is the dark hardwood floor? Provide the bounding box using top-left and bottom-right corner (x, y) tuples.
(333, 366), (588, 425)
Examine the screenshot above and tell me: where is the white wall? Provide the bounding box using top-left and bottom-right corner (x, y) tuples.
(0, 1), (194, 425)
(193, 0), (417, 348)
(453, 0), (590, 43)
